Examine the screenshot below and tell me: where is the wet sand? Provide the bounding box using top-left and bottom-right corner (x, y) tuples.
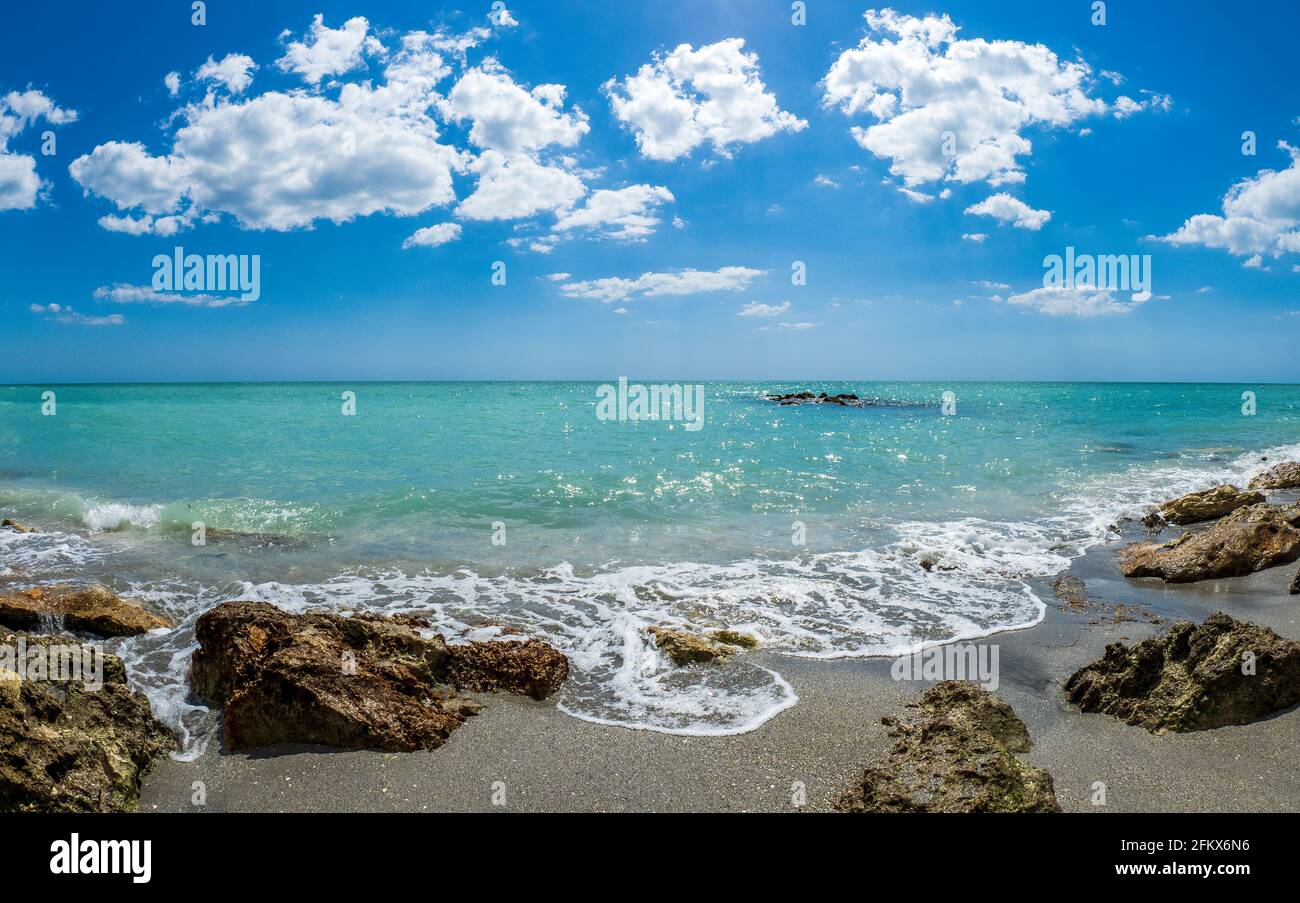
(137, 525), (1300, 814)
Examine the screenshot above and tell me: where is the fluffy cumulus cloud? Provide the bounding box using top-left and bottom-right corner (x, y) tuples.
(606, 38), (806, 161)
(558, 267), (766, 304)
(196, 54), (258, 94)
(553, 184), (674, 240)
(1001, 287), (1147, 317)
(0, 89), (77, 211)
(72, 14), (659, 248)
(276, 15), (385, 85)
(1155, 142), (1300, 260)
(965, 193), (1051, 230)
(402, 222), (462, 249)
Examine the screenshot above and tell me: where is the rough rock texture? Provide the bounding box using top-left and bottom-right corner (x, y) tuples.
(1119, 505), (1300, 583)
(0, 519), (35, 534)
(189, 602), (569, 752)
(833, 681), (1061, 813)
(0, 586), (173, 637)
(768, 392), (863, 407)
(0, 633), (174, 812)
(1063, 614), (1300, 733)
(1140, 511), (1167, 534)
(647, 627), (756, 665)
(1249, 461), (1300, 491)
(1156, 485), (1264, 525)
(1049, 575), (1161, 625)
(1292, 568), (1300, 597)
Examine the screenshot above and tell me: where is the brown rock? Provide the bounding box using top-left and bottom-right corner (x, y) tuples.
(834, 682), (1060, 813)
(647, 627), (736, 665)
(188, 602), (569, 752)
(1119, 505), (1300, 583)
(1156, 485), (1264, 525)
(0, 632), (174, 812)
(1291, 568), (1300, 597)
(1064, 614), (1300, 733)
(0, 586), (173, 637)
(0, 519), (36, 534)
(1249, 461), (1300, 491)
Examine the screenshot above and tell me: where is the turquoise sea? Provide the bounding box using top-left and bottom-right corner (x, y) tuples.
(1, 381), (1298, 752)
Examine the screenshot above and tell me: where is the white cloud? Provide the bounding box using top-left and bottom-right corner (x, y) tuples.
(553, 184), (674, 240)
(30, 303), (125, 326)
(442, 64), (588, 155)
(1112, 91), (1173, 119)
(71, 34), (468, 232)
(815, 174), (839, 188)
(1001, 287), (1147, 317)
(962, 233), (988, 242)
(779, 321), (817, 330)
(1155, 142), (1300, 260)
(491, 6), (519, 28)
(559, 266), (766, 304)
(93, 284), (244, 307)
(739, 301), (790, 317)
(457, 150), (585, 221)
(545, 272), (571, 282)
(402, 222), (462, 249)
(276, 15), (384, 85)
(606, 38), (806, 161)
(164, 72), (181, 96)
(822, 9), (1160, 192)
(197, 54), (258, 94)
(965, 193), (1051, 230)
(0, 89), (78, 211)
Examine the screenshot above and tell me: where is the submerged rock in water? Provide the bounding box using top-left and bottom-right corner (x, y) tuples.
(1156, 485), (1264, 525)
(768, 391), (863, 407)
(1119, 505), (1300, 583)
(188, 602), (569, 753)
(1249, 461), (1300, 491)
(0, 586), (173, 637)
(1064, 614), (1300, 733)
(0, 519), (36, 534)
(833, 681), (1060, 813)
(0, 632), (174, 812)
(647, 626), (755, 665)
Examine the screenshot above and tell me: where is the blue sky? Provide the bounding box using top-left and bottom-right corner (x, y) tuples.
(1, 0), (1298, 383)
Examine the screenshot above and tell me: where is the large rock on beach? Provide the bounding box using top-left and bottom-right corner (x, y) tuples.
(1119, 504), (1300, 583)
(834, 681), (1060, 813)
(1156, 485), (1264, 525)
(0, 585), (173, 637)
(1064, 614), (1300, 733)
(0, 632), (174, 812)
(189, 602), (569, 752)
(647, 626), (757, 666)
(1249, 461), (1300, 491)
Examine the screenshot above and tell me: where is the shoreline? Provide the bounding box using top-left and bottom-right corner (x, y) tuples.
(133, 520), (1300, 813)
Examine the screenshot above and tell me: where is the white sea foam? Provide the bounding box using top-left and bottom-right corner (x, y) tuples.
(82, 501), (163, 533)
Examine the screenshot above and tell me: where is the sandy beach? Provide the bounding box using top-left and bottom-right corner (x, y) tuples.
(136, 516), (1300, 814)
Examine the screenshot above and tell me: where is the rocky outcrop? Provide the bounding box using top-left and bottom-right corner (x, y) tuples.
(1156, 485), (1264, 525)
(1291, 568), (1300, 596)
(1063, 614), (1300, 733)
(0, 586), (173, 637)
(647, 627), (757, 665)
(188, 602), (569, 752)
(1119, 505), (1300, 583)
(768, 392), (864, 407)
(0, 632), (174, 812)
(1140, 512), (1167, 534)
(1249, 461), (1300, 491)
(0, 519), (36, 534)
(833, 681), (1061, 813)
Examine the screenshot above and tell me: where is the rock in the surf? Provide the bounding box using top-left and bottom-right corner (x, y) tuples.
(647, 626), (756, 665)
(1249, 461), (1300, 491)
(1064, 613), (1300, 733)
(0, 519), (36, 534)
(188, 602), (569, 752)
(1156, 485), (1264, 526)
(1119, 505), (1300, 583)
(1291, 568), (1300, 596)
(0, 632), (175, 812)
(0, 585), (173, 637)
(767, 391), (863, 407)
(834, 681), (1061, 813)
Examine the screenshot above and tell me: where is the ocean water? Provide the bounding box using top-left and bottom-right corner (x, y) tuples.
(1, 381), (1297, 754)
